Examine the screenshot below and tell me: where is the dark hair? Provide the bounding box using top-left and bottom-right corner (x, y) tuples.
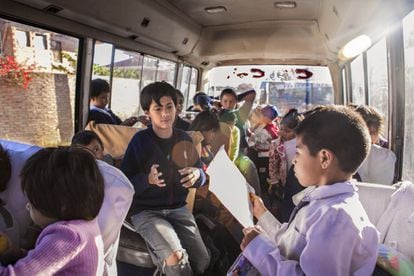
(21, 147), (104, 221)
(0, 144), (11, 193)
(296, 105), (370, 173)
(140, 82), (177, 111)
(193, 92), (212, 110)
(353, 105), (384, 133)
(218, 109), (237, 124)
(90, 79), (110, 98)
(281, 108), (302, 130)
(261, 105), (279, 121)
(189, 110), (220, 132)
(175, 89), (184, 105)
(71, 130), (103, 149)
(220, 88), (237, 101)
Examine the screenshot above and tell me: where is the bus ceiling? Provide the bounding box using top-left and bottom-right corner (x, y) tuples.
(5, 0), (414, 68)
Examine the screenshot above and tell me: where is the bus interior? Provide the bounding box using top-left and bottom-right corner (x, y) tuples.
(1, 0), (414, 274)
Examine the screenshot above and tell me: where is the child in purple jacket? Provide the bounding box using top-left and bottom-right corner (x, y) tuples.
(0, 147), (105, 275)
(240, 105), (379, 275)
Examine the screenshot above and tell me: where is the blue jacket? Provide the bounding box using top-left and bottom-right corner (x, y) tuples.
(121, 126), (205, 214)
(88, 107), (122, 125)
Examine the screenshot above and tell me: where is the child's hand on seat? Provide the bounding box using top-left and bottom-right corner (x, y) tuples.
(250, 193), (267, 220)
(179, 167), (200, 188)
(148, 164), (165, 187)
(240, 226), (262, 251)
(137, 115), (151, 126)
(121, 116), (138, 126)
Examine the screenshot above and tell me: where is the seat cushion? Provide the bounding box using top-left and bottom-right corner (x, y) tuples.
(356, 182), (395, 225)
(116, 226), (155, 268)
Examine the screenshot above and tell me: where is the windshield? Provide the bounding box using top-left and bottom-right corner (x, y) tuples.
(204, 65), (334, 115)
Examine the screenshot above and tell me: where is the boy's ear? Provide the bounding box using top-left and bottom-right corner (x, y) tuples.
(319, 149), (334, 169)
(144, 110), (149, 116)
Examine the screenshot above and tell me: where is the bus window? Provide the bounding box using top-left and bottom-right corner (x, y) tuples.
(141, 55), (158, 91)
(155, 58), (176, 86)
(402, 9), (414, 182)
(111, 49), (143, 120)
(0, 17), (79, 146)
(180, 65), (192, 108)
(350, 55), (366, 105)
(205, 65), (333, 114)
(341, 67), (347, 104)
(367, 38), (389, 138)
(92, 41), (112, 83)
(188, 67), (199, 106)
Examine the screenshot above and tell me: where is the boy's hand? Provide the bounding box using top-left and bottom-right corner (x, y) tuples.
(179, 167), (200, 188)
(137, 115), (151, 126)
(240, 226), (262, 251)
(148, 164), (165, 187)
(250, 193), (267, 220)
(121, 116), (138, 126)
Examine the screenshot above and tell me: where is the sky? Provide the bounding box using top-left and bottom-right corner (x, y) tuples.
(93, 43), (132, 66)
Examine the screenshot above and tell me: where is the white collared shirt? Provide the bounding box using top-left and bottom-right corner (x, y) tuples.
(243, 181), (379, 276)
(96, 161), (134, 275)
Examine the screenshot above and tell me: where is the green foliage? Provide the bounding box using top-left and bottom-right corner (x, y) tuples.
(113, 67), (140, 79)
(93, 64), (141, 79)
(52, 52), (77, 74)
(51, 64), (72, 74)
(62, 52), (76, 69)
(93, 64), (110, 76)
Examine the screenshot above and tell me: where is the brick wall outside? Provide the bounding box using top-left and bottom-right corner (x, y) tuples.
(0, 72), (76, 146)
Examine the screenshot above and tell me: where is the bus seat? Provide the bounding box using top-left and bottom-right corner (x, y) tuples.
(85, 120), (143, 159)
(357, 144), (396, 186)
(116, 221), (155, 268)
(376, 181), (414, 261)
(85, 121), (203, 162)
(357, 182), (414, 262)
(356, 182), (396, 225)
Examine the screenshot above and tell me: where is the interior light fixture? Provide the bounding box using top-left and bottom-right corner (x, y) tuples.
(342, 34), (372, 59)
(274, 1), (297, 9)
(205, 6), (227, 14)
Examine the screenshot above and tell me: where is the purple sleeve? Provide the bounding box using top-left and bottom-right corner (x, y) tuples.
(0, 224), (87, 275)
(243, 234), (304, 276)
(299, 211), (378, 275)
(245, 209), (378, 276)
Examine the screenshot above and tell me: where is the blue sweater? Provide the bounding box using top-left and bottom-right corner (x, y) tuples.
(88, 108), (122, 125)
(121, 126), (206, 214)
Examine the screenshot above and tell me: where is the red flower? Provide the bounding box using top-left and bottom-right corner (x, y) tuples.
(0, 55), (34, 90)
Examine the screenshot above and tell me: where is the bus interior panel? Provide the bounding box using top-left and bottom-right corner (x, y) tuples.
(1, 0), (414, 275)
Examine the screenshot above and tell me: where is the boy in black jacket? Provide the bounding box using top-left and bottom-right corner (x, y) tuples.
(121, 82), (210, 275)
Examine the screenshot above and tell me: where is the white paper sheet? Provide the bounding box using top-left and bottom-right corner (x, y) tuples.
(206, 146), (254, 228)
